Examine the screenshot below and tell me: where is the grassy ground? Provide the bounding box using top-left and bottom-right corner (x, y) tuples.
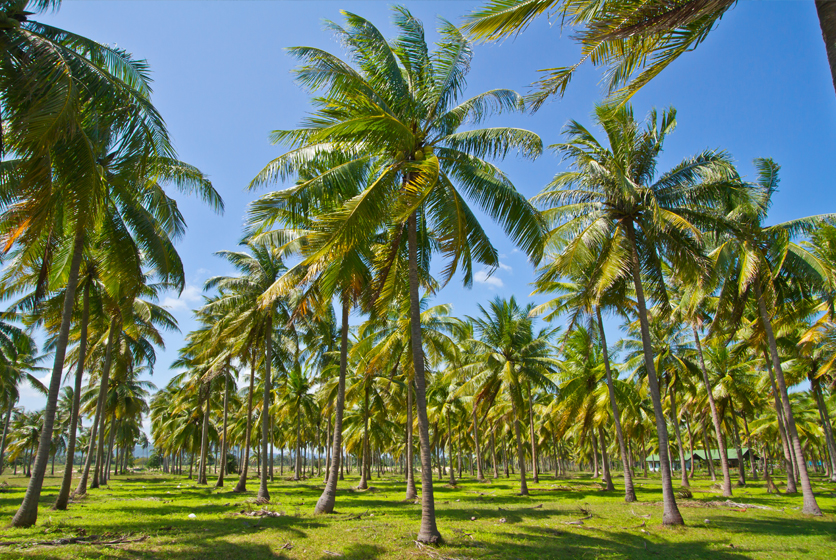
(0, 467), (833, 559)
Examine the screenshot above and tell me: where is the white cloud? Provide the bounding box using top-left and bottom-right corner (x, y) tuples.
(474, 269), (504, 288)
(162, 284), (203, 312)
(498, 261), (513, 273)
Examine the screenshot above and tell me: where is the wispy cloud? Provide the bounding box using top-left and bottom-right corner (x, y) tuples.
(162, 284), (203, 312)
(498, 261), (512, 273)
(474, 269), (504, 288)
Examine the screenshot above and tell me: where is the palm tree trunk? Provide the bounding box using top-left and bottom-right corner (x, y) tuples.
(763, 354), (796, 492)
(491, 424), (499, 479)
(591, 431), (600, 478)
(258, 314), (272, 501)
(525, 382), (538, 484)
(216, 371), (230, 487)
(103, 412), (117, 485)
(358, 385), (370, 490)
(198, 380), (211, 485)
(686, 417), (696, 479)
(446, 409), (456, 485)
(295, 413), (303, 481)
(691, 325), (732, 495)
(816, 0), (836, 97)
(405, 379), (417, 498)
(12, 227), (85, 528)
(87, 315), (120, 492)
(727, 402), (747, 486)
(316, 301), (349, 514)
(0, 400), (13, 475)
(597, 307), (636, 501)
(406, 211), (440, 543)
(668, 386), (689, 489)
(234, 353), (257, 492)
(811, 375), (836, 482)
(598, 426), (615, 490)
(472, 407), (485, 481)
(756, 282), (821, 515)
(741, 413), (757, 480)
(457, 425), (463, 479)
(510, 391), (529, 495)
(53, 281), (88, 510)
(626, 223), (683, 526)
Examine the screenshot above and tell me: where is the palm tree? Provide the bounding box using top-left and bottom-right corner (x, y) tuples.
(459, 296), (558, 496)
(533, 103), (738, 525)
(256, 8), (544, 541)
(711, 158), (831, 515)
(463, 0), (836, 106)
(203, 241), (288, 501)
(531, 267), (638, 501)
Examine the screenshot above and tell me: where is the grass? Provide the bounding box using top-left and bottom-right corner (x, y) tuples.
(0, 467), (833, 559)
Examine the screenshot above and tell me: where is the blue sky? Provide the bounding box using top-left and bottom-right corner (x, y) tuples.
(18, 1), (836, 410)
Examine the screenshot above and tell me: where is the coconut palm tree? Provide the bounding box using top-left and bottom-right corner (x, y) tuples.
(251, 6), (544, 542)
(711, 158), (831, 515)
(532, 102), (739, 525)
(462, 0), (836, 106)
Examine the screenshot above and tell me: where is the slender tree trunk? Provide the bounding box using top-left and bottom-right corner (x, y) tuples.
(446, 410), (456, 485)
(316, 302), (349, 514)
(324, 414), (331, 483)
(234, 353), (256, 492)
(103, 412), (117, 485)
(591, 431), (600, 478)
(510, 391), (528, 495)
(12, 227), (85, 527)
(502, 431), (509, 477)
(525, 382), (538, 484)
(626, 224), (683, 526)
(727, 402), (747, 486)
(406, 211), (440, 543)
(491, 424), (499, 479)
(0, 401), (13, 475)
(295, 414), (302, 481)
(405, 379), (417, 498)
(691, 325), (732, 495)
(258, 314), (272, 501)
(86, 316), (120, 493)
(668, 385), (689, 488)
(216, 371), (230, 487)
(457, 425), (463, 479)
(597, 307), (636, 501)
(358, 386), (370, 490)
(741, 413), (757, 480)
(686, 417), (696, 479)
(763, 443), (779, 493)
(598, 426), (615, 490)
(764, 355), (796, 492)
(811, 375), (836, 482)
(756, 282), (821, 515)
(472, 406), (485, 481)
(816, 0), (836, 97)
(75, 417), (99, 495)
(51, 282), (90, 510)
(198, 380), (211, 485)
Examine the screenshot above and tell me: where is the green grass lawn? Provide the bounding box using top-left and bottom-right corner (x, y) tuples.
(0, 468), (833, 559)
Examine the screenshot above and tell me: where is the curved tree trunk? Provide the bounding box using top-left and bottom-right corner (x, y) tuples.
(12, 227), (85, 527)
(668, 386), (689, 489)
(811, 375), (836, 482)
(216, 370), (230, 487)
(87, 316), (120, 492)
(104, 413), (117, 485)
(626, 223), (683, 526)
(233, 353), (256, 493)
(510, 392), (528, 495)
(491, 423), (499, 479)
(54, 282), (90, 510)
(406, 212), (440, 544)
(315, 301), (350, 514)
(258, 315), (272, 501)
(756, 283), (821, 515)
(817, 0), (836, 97)
(692, 326), (732, 496)
(0, 400), (13, 475)
(198, 380), (211, 485)
(764, 355), (796, 492)
(405, 378), (418, 498)
(597, 307), (636, 501)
